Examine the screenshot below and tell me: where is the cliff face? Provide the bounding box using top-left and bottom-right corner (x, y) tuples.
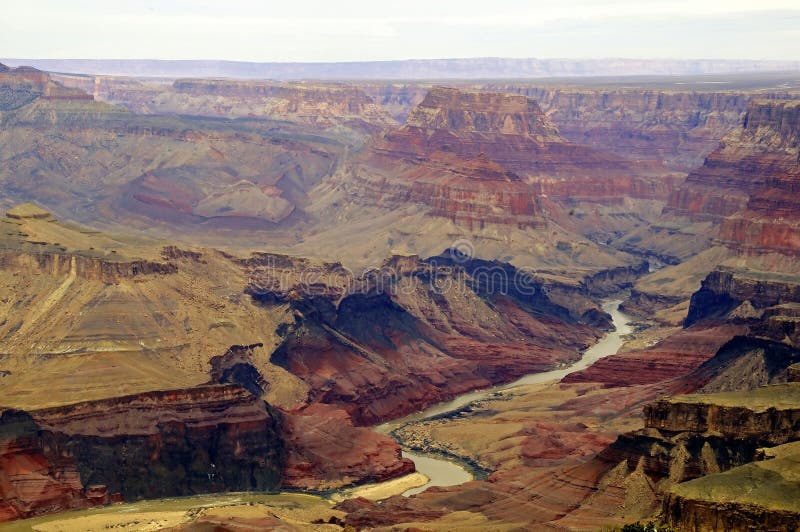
(0, 381), (415, 522)
(714, 102), (800, 256)
(686, 268), (800, 326)
(665, 470), (800, 532)
(342, 86), (660, 230)
(404, 86), (560, 139)
(248, 252), (604, 425)
(0, 66), (92, 111)
(0, 385), (284, 521)
(667, 100), (800, 234)
(490, 87), (755, 172)
(660, 410), (800, 531)
(0, 251), (176, 283)
(644, 390), (800, 445)
(593, 384), (800, 518)
(363, 83), (772, 173)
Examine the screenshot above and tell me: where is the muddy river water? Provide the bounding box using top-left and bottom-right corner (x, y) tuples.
(376, 300), (633, 496)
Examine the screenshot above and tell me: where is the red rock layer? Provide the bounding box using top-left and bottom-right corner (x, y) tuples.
(490, 86), (758, 172)
(281, 405), (414, 490)
(0, 384), (415, 522)
(666, 99), (800, 226)
(562, 324), (746, 387)
(256, 255), (603, 425)
(0, 385), (282, 522)
(718, 166), (800, 256)
(348, 86), (663, 228)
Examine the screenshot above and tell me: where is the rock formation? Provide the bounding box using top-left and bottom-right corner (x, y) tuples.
(663, 441), (800, 531)
(342, 86), (665, 229)
(686, 268), (800, 326)
(0, 385), (283, 521)
(250, 252), (606, 424)
(666, 99), (800, 228)
(53, 74), (396, 136)
(0, 65), (92, 111)
(490, 86), (761, 172)
(0, 78), (341, 230)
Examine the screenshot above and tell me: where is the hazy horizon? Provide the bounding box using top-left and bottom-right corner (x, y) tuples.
(3, 1), (799, 63)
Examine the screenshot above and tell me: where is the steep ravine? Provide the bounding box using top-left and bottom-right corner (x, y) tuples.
(375, 300), (633, 496)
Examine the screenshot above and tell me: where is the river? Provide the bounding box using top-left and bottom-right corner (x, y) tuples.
(376, 300), (633, 496)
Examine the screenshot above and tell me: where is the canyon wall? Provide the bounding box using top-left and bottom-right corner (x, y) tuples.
(0, 80), (342, 230)
(343, 86), (664, 232)
(666, 99), (799, 225)
(0, 251), (177, 283)
(0, 66), (91, 112)
(0, 385), (284, 521)
(488, 86), (758, 172)
(53, 75), (396, 135)
(249, 252), (605, 425)
(685, 268), (800, 326)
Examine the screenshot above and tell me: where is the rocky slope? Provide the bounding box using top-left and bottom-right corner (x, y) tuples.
(295, 86), (664, 274)
(53, 74), (396, 139)
(487, 86), (776, 173)
(0, 69), (344, 236)
(250, 251), (606, 424)
(0, 384), (283, 521)
(666, 99), (800, 226)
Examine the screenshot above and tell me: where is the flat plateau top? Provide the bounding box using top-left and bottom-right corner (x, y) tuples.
(6, 203), (53, 220)
(670, 441), (800, 513)
(667, 383), (800, 411)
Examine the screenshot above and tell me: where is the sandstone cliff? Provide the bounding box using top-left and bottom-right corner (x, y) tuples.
(489, 86), (758, 172)
(249, 252), (605, 424)
(666, 99), (799, 228)
(0, 385), (283, 521)
(0, 65), (92, 112)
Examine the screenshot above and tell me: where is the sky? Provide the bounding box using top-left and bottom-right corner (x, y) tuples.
(3, 0), (799, 62)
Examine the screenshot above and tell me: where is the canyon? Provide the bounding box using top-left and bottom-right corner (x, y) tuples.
(1, 60), (800, 530)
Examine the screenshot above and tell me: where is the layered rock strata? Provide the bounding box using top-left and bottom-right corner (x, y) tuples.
(252, 252), (605, 424)
(53, 74), (396, 135)
(666, 99), (800, 234)
(0, 385), (283, 521)
(344, 86), (660, 230)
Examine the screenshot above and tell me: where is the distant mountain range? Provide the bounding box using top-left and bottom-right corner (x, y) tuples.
(3, 57), (800, 79)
